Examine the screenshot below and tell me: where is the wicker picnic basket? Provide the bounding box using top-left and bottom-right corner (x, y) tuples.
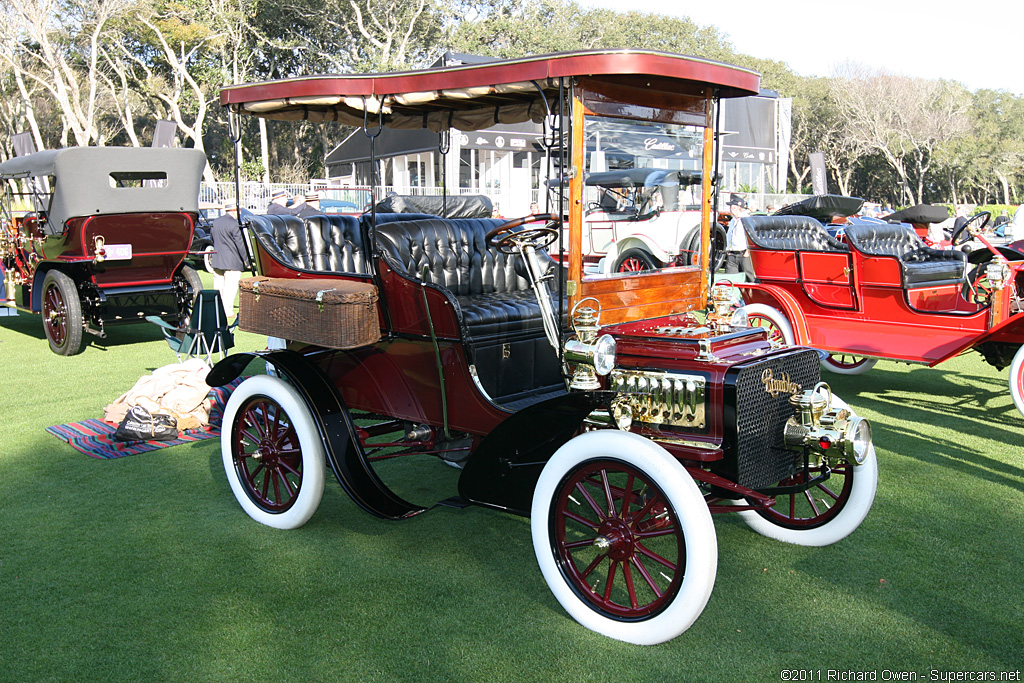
(238, 276), (380, 349)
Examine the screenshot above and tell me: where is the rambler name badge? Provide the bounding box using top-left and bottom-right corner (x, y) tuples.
(761, 368), (802, 397)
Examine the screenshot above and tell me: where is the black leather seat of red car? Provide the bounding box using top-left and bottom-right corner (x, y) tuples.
(844, 223), (967, 287)
(373, 216), (562, 338)
(305, 214), (367, 273)
(742, 215), (849, 252)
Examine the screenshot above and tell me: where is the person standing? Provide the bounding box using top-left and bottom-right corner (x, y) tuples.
(209, 202), (249, 318)
(266, 190), (290, 215)
(298, 192), (322, 218)
(724, 196), (755, 281)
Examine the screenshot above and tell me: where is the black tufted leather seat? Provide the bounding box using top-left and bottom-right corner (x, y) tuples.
(743, 215), (849, 252)
(844, 223), (967, 287)
(374, 216), (562, 337)
(247, 214), (313, 271)
(248, 213), (368, 274)
(305, 214), (367, 273)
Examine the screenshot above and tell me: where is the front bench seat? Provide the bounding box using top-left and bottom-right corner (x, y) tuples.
(373, 217), (562, 338)
(844, 223), (967, 287)
(742, 215), (850, 252)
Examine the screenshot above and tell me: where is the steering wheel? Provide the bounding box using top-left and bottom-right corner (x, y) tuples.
(485, 213), (561, 255)
(950, 211), (991, 246)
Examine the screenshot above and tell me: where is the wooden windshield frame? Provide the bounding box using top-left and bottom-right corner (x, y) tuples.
(569, 78), (715, 326)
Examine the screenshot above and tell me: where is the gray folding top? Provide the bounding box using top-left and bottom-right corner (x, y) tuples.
(0, 147), (206, 233)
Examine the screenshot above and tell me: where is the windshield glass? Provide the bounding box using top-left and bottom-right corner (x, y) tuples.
(571, 116), (707, 279)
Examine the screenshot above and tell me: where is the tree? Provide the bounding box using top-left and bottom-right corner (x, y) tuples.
(829, 63), (969, 205)
(0, 0), (136, 147)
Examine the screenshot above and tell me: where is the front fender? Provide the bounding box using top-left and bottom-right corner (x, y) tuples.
(458, 391), (614, 516)
(733, 282), (813, 346)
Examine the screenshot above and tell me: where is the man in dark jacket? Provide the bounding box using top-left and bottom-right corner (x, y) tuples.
(266, 190), (291, 215)
(209, 201), (250, 317)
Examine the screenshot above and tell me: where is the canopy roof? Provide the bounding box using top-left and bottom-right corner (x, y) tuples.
(585, 168), (703, 189)
(0, 147), (206, 232)
(884, 204), (950, 224)
(221, 49), (760, 133)
(773, 194), (865, 221)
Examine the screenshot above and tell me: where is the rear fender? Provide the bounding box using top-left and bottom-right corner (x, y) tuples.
(458, 391), (614, 516)
(209, 350), (427, 520)
(733, 282), (813, 345)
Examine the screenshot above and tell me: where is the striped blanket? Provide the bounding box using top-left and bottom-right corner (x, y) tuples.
(46, 379), (242, 459)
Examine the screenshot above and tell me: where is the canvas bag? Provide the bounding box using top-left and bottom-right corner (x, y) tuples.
(113, 405), (178, 442)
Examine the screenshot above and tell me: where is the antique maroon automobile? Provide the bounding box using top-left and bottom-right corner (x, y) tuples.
(736, 203), (1024, 416)
(208, 50), (877, 645)
(0, 147), (205, 355)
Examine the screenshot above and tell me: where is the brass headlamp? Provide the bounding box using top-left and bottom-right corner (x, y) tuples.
(564, 298), (616, 391)
(783, 382), (872, 465)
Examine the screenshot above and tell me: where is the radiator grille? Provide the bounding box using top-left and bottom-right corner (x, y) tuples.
(730, 349), (821, 489)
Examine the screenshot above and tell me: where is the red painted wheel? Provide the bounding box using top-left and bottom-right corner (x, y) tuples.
(532, 431), (716, 645)
(221, 376), (325, 528)
(744, 303), (794, 345)
(613, 248), (658, 273)
(820, 354), (877, 375)
(41, 270), (83, 356)
(731, 396), (878, 546)
(552, 459), (684, 619)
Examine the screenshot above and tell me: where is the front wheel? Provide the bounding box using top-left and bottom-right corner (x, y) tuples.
(41, 270), (84, 356)
(1010, 345), (1024, 418)
(612, 248), (659, 274)
(531, 431), (717, 645)
(221, 375), (326, 529)
(731, 396), (877, 546)
(820, 354), (877, 375)
(744, 303), (795, 346)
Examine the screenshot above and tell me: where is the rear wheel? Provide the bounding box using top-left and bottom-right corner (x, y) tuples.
(1010, 345), (1024, 418)
(532, 430), (716, 645)
(221, 375), (326, 529)
(820, 354), (877, 375)
(41, 270), (84, 356)
(203, 245), (216, 274)
(744, 303), (794, 346)
(175, 265), (203, 321)
(612, 248), (659, 274)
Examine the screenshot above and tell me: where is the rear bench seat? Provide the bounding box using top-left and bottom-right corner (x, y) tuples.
(844, 223), (967, 287)
(742, 215), (849, 252)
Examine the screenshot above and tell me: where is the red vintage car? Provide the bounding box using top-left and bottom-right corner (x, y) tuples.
(207, 50), (878, 645)
(0, 147), (205, 355)
(736, 200), (1024, 416)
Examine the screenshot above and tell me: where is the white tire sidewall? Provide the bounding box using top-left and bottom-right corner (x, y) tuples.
(221, 375), (326, 529)
(531, 430), (717, 645)
(743, 303), (795, 346)
(1010, 345), (1024, 418)
(730, 394), (877, 546)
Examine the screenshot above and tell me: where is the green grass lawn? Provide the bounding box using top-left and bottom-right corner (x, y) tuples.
(1, 303), (1022, 682)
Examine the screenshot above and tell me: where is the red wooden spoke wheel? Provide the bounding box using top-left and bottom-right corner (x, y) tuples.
(532, 431), (716, 645)
(231, 395), (305, 513)
(41, 270), (83, 355)
(221, 376), (326, 529)
(820, 353), (877, 375)
(552, 459), (684, 620)
(755, 462), (854, 530)
(613, 248), (658, 274)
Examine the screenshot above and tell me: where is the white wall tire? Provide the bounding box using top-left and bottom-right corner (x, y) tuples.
(531, 430), (717, 645)
(1010, 344), (1024, 418)
(744, 303), (795, 346)
(729, 395), (877, 546)
(221, 375), (326, 529)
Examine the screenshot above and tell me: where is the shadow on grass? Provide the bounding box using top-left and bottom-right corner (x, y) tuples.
(0, 307), (167, 352)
